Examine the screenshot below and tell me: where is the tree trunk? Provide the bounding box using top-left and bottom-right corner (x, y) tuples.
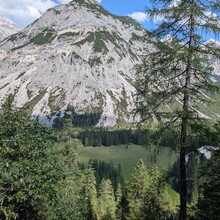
(179, 1), (195, 220)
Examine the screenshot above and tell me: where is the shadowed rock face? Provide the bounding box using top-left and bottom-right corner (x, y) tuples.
(0, 0), (152, 126)
(0, 17), (19, 41)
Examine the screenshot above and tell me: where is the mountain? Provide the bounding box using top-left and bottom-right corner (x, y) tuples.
(204, 39), (220, 83)
(0, 0), (151, 126)
(0, 17), (19, 41)
(1, 0), (219, 126)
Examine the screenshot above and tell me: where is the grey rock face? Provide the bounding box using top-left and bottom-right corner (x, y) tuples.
(0, 0), (151, 126)
(0, 17), (19, 41)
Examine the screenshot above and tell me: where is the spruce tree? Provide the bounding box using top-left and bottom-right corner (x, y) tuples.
(126, 159), (151, 219)
(97, 179), (117, 220)
(136, 1), (220, 219)
(116, 183), (123, 219)
(127, 160), (176, 220)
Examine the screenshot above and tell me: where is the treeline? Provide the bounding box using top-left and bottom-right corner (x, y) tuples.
(78, 129), (148, 146)
(56, 113), (218, 150)
(73, 112), (102, 127)
(53, 112), (102, 129)
(78, 128), (213, 149)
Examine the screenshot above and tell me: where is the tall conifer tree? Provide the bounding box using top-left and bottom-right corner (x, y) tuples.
(136, 0), (220, 219)
(97, 179), (117, 220)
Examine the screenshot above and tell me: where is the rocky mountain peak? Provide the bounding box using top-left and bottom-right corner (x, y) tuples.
(0, 17), (19, 41)
(0, 0), (219, 126)
(70, 0), (100, 5)
(0, 0), (149, 126)
(204, 38), (220, 48)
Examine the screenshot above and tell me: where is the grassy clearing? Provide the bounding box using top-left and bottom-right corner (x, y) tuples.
(76, 144), (178, 180)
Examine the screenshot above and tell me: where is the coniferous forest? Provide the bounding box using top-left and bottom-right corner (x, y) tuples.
(0, 95), (220, 220)
(1, 0), (220, 219)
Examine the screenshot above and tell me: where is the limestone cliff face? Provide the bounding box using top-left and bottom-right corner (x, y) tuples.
(2, 0), (218, 125)
(0, 0), (152, 126)
(0, 17), (19, 42)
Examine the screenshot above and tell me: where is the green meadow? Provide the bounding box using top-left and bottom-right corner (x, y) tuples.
(76, 144), (178, 180)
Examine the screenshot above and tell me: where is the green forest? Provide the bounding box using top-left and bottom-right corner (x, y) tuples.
(0, 95), (220, 220)
(1, 0), (220, 219)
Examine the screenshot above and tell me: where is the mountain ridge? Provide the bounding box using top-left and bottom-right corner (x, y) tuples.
(0, 0), (220, 126)
(0, 17), (19, 42)
(0, 0), (150, 126)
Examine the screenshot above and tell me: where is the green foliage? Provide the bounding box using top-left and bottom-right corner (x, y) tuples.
(8, 33), (27, 50)
(58, 31), (80, 39)
(97, 179), (117, 220)
(73, 0), (143, 31)
(197, 149), (220, 220)
(136, 1), (220, 218)
(0, 96), (65, 219)
(30, 29), (55, 45)
(11, 44), (28, 51)
(74, 31), (108, 53)
(74, 29), (130, 58)
(7, 34), (18, 42)
(87, 159), (125, 194)
(23, 89), (46, 114)
(79, 129), (150, 147)
(151, 124), (220, 150)
(0, 97), (182, 220)
(79, 125), (219, 148)
(136, 0), (220, 125)
(72, 112), (102, 128)
(126, 159), (151, 219)
(89, 57), (102, 66)
(77, 144), (178, 180)
(15, 71), (26, 80)
(126, 159), (178, 220)
(48, 167), (98, 220)
(92, 31), (108, 53)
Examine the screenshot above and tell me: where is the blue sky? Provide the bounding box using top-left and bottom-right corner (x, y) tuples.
(101, 0), (148, 16)
(101, 0), (152, 29)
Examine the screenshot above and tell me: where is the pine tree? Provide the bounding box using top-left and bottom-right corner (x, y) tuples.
(115, 183), (123, 219)
(146, 166), (177, 220)
(126, 159), (151, 219)
(136, 1), (220, 219)
(97, 179), (117, 220)
(126, 160), (176, 220)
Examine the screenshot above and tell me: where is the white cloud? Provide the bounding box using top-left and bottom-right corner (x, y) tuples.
(128, 12), (148, 22)
(169, 0), (182, 7)
(0, 0), (57, 29)
(58, 0), (72, 4)
(0, 0), (101, 29)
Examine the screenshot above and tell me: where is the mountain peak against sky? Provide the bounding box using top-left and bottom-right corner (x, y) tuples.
(0, 0), (219, 126)
(70, 0), (100, 5)
(0, 17), (19, 41)
(21, 0), (143, 36)
(0, 0), (149, 126)
(204, 38), (220, 47)
(0, 0), (149, 30)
